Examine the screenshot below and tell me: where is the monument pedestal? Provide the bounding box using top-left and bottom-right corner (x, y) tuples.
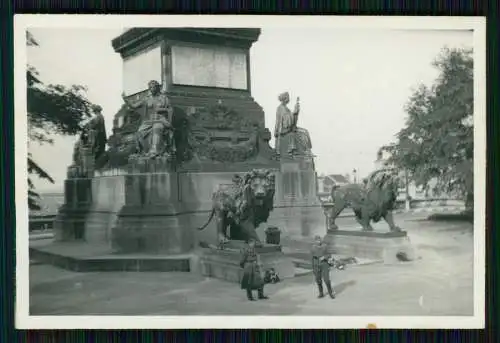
(323, 230), (415, 264)
(199, 241), (295, 283)
(270, 155), (325, 238)
(42, 28), (325, 274)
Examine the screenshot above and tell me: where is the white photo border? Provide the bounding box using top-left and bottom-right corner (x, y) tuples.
(14, 14), (486, 329)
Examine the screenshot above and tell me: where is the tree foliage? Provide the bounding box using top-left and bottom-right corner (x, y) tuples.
(27, 31), (95, 210)
(380, 47), (473, 209)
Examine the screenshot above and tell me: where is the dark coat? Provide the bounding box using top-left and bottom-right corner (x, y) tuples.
(239, 246), (264, 290)
(311, 242), (330, 282)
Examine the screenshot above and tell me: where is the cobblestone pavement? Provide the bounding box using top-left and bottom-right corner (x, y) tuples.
(29, 214), (474, 316)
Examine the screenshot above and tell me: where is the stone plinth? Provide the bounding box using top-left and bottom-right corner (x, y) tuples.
(323, 230), (415, 264)
(44, 27), (328, 276)
(54, 175), (126, 246)
(53, 165), (326, 256)
(29, 241), (192, 272)
(270, 156), (324, 238)
(199, 241), (295, 283)
(54, 178), (94, 241)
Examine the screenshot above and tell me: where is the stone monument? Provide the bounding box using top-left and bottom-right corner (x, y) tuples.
(272, 91), (322, 239)
(321, 168), (415, 263)
(45, 28), (323, 275)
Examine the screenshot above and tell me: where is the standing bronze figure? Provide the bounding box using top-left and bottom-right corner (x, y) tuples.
(274, 92), (312, 157)
(311, 235), (336, 299)
(239, 238), (269, 301)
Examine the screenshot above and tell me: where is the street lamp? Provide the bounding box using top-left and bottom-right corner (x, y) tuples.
(352, 169), (357, 184)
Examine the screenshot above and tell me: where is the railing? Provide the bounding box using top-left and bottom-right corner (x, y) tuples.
(29, 216), (56, 232)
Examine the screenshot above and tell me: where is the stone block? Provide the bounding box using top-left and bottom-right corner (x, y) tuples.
(268, 205), (325, 238)
(112, 208), (195, 254)
(199, 244), (295, 283)
(54, 167), (326, 256)
(323, 230), (415, 264)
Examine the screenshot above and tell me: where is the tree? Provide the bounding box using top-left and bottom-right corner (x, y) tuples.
(27, 31), (96, 210)
(380, 47), (473, 211)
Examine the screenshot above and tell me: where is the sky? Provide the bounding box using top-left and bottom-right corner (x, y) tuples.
(27, 27), (472, 192)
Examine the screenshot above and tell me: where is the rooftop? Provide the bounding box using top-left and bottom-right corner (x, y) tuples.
(319, 174), (350, 184)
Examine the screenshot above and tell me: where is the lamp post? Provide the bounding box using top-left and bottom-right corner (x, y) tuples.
(352, 169), (357, 184)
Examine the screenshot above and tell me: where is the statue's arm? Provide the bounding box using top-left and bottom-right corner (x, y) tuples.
(122, 93), (144, 110)
(292, 104), (300, 128)
(128, 99), (144, 110)
(163, 95), (174, 122)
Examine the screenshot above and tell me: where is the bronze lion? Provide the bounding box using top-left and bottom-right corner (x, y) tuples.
(198, 169), (276, 244)
(325, 168), (403, 232)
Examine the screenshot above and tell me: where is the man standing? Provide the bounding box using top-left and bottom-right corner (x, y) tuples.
(311, 235), (336, 299)
(240, 238), (269, 301)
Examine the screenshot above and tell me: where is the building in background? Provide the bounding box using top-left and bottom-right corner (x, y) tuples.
(29, 192), (64, 232)
(317, 174), (350, 202)
(374, 150), (459, 202)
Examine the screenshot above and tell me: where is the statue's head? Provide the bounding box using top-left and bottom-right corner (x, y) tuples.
(245, 169), (275, 201)
(148, 80), (161, 95)
(278, 92), (290, 105)
(91, 104), (102, 114)
(367, 168), (401, 195)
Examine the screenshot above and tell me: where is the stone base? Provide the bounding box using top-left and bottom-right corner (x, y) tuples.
(323, 230), (415, 264)
(29, 241), (192, 272)
(199, 242), (295, 283)
(128, 154), (176, 173)
(268, 205), (325, 238)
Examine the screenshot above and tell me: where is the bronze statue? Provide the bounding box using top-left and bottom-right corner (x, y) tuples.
(197, 169), (276, 245)
(121, 80), (175, 158)
(87, 104), (107, 160)
(70, 104), (107, 177)
(325, 168), (403, 232)
(274, 92), (312, 157)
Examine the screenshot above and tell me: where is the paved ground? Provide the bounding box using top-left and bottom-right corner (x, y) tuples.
(29, 213), (474, 316)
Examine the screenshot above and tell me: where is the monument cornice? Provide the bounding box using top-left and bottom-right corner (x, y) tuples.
(112, 27), (261, 55)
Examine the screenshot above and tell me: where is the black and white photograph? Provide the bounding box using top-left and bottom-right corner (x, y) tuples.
(15, 15), (486, 329)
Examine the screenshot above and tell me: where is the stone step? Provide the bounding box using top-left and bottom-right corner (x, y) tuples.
(29, 232), (55, 241)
